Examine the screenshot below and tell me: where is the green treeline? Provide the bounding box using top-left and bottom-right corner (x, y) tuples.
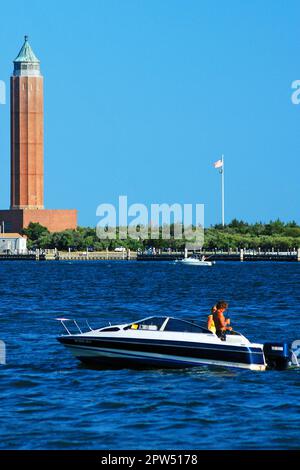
(22, 219), (300, 251)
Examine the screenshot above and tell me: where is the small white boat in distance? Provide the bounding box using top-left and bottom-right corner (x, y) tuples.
(177, 256), (214, 266)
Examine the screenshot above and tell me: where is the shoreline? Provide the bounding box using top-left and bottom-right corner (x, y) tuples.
(1, 249), (299, 262)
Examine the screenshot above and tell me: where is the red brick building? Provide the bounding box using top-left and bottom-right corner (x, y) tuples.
(0, 36), (77, 233)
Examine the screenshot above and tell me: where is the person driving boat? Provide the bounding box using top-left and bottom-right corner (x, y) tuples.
(212, 300), (232, 341)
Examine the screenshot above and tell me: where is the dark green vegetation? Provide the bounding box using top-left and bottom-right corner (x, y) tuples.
(22, 219), (300, 251)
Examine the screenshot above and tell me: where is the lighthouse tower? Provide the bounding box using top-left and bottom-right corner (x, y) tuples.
(11, 36), (44, 210)
(0, 36), (77, 233)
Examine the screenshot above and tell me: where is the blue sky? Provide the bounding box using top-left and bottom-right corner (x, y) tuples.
(0, 0), (299, 227)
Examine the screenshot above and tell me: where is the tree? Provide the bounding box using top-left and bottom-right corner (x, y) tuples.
(22, 222), (49, 241)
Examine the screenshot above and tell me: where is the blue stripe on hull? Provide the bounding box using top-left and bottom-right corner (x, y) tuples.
(64, 343), (265, 370)
(78, 353), (261, 370)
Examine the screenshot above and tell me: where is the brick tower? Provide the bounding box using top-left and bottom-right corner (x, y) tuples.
(11, 36), (44, 210)
(0, 36), (77, 233)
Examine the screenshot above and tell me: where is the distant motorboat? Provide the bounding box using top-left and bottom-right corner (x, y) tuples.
(176, 256), (214, 266)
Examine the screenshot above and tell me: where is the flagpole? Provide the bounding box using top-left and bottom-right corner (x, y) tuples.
(221, 155), (225, 226)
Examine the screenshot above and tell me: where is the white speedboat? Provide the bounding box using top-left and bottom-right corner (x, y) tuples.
(177, 257), (213, 266)
(57, 316), (293, 371)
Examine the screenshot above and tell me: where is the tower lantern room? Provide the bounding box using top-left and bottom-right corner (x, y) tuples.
(13, 35), (41, 77)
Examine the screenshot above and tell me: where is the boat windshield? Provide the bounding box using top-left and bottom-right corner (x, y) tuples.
(163, 318), (212, 334)
(124, 317), (166, 331)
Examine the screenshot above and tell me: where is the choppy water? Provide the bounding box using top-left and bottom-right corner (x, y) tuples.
(0, 261), (300, 450)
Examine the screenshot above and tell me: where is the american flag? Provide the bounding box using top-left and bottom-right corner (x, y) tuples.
(213, 159), (223, 169)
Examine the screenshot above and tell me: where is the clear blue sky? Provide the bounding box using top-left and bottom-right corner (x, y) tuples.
(0, 0), (299, 227)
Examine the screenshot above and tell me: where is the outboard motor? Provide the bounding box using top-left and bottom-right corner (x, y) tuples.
(263, 342), (291, 370)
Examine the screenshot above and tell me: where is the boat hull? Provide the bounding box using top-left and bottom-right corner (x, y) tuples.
(178, 260), (213, 266)
(58, 336), (266, 371)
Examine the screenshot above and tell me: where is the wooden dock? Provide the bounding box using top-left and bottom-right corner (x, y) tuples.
(0, 250), (136, 261)
(51, 250), (137, 261)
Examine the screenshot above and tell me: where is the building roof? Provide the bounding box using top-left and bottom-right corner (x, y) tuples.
(14, 36), (40, 64)
(0, 233), (26, 239)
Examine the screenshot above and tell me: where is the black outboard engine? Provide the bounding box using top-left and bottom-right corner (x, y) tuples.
(263, 342), (291, 370)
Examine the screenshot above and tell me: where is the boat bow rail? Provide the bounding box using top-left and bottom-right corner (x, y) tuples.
(56, 318), (93, 336)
